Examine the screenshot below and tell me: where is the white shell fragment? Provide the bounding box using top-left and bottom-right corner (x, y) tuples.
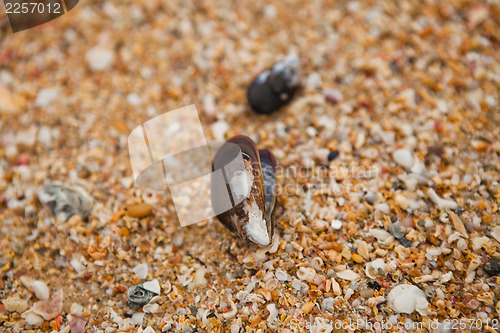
(297, 267), (317, 283)
(20, 277), (49, 300)
(365, 259), (386, 279)
(370, 228), (395, 246)
(387, 284), (429, 315)
(393, 149), (414, 169)
(425, 247), (442, 261)
(321, 297), (335, 312)
(336, 269), (360, 281)
(70, 303), (84, 316)
(491, 226), (500, 243)
(131, 312), (145, 325)
(331, 219), (343, 230)
(22, 310), (44, 327)
(374, 203), (391, 214)
(142, 279), (160, 295)
(275, 268), (292, 281)
(143, 303), (160, 313)
(427, 188), (458, 210)
(2, 296), (29, 313)
(266, 303), (278, 324)
(132, 263), (149, 279)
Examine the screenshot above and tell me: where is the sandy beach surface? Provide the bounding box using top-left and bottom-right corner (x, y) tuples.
(1, 0), (500, 332)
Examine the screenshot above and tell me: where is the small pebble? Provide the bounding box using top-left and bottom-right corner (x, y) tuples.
(365, 259), (386, 279)
(35, 88), (60, 108)
(323, 88), (343, 103)
(393, 149), (414, 169)
(211, 120), (229, 142)
(142, 326), (155, 333)
(374, 203), (390, 214)
(304, 72), (322, 90)
(302, 301), (315, 314)
(364, 191), (377, 205)
(357, 241), (369, 260)
(483, 258), (500, 276)
(132, 263), (149, 279)
(143, 303), (160, 313)
(395, 194), (409, 210)
(427, 188), (458, 210)
(327, 150), (339, 162)
(70, 303), (83, 316)
(370, 228), (394, 244)
(321, 298), (335, 312)
(85, 46), (115, 72)
(126, 203), (153, 218)
(449, 212), (468, 238)
(0, 84), (20, 114)
(263, 4), (277, 18)
(389, 222), (407, 239)
(352, 253), (364, 263)
(336, 270), (359, 281)
(131, 312), (145, 325)
(400, 216), (414, 228)
(467, 4), (489, 29)
(399, 237), (412, 247)
(367, 281), (381, 291)
(331, 219), (342, 230)
(2, 296), (28, 313)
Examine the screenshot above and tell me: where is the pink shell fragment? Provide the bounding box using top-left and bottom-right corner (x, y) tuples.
(32, 289), (63, 320)
(69, 314), (87, 333)
(323, 89), (343, 104)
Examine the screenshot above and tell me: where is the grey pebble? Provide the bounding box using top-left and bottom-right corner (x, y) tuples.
(364, 191), (377, 205)
(483, 258), (500, 276)
(389, 222), (407, 239)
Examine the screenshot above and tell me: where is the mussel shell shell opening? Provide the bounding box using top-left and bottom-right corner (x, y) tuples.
(258, 149), (277, 239)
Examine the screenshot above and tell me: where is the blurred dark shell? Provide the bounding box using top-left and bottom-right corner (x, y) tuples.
(38, 183), (93, 222)
(211, 135), (276, 246)
(247, 53), (300, 114)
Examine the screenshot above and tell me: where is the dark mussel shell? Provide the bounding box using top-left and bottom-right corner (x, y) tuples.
(247, 53), (300, 114)
(211, 135), (277, 246)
